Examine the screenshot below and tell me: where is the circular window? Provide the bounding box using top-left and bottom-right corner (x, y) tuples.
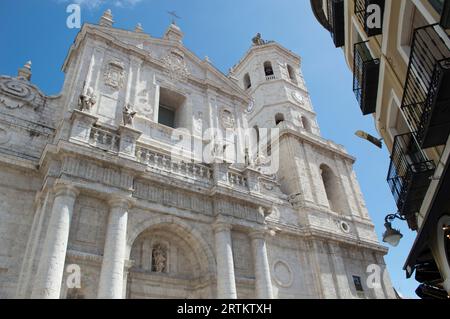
(273, 260), (293, 288)
(340, 221), (351, 233)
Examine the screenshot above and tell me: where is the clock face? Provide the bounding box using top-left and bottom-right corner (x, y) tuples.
(292, 91), (304, 104)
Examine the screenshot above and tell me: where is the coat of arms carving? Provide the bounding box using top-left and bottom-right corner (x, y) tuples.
(103, 60), (125, 89)
(161, 50), (190, 82)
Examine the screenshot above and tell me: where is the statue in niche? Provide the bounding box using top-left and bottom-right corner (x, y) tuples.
(122, 104), (137, 127)
(78, 87), (96, 113)
(151, 244), (167, 273)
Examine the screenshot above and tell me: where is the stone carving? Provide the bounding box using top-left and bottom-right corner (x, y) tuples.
(273, 260), (294, 288)
(193, 111), (203, 134)
(161, 50), (190, 82)
(78, 87), (96, 113)
(0, 76), (46, 110)
(103, 60), (125, 89)
(252, 33), (265, 46)
(0, 126), (11, 145)
(151, 244), (167, 273)
(292, 91), (304, 105)
(122, 104), (136, 126)
(220, 109), (235, 129)
(246, 99), (255, 113)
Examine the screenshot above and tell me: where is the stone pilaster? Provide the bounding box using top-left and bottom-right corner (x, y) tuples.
(97, 197), (130, 299)
(31, 184), (79, 299)
(250, 230), (273, 299)
(118, 125), (142, 160)
(69, 110), (98, 144)
(213, 220), (237, 299)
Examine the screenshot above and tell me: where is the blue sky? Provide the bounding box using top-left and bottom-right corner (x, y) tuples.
(0, 0), (419, 298)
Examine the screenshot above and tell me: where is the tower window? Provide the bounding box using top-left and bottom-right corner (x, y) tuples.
(275, 113), (285, 125)
(301, 116), (312, 133)
(244, 73), (252, 89)
(320, 164), (345, 213)
(264, 61), (274, 77)
(287, 64), (297, 84)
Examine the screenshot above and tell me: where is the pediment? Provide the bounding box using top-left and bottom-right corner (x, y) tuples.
(84, 25), (249, 101)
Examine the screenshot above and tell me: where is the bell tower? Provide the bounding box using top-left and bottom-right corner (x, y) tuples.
(230, 35), (371, 222)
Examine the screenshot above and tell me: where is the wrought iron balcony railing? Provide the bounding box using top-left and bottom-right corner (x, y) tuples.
(353, 41), (380, 115)
(387, 133), (435, 230)
(401, 24), (450, 149)
(355, 0), (385, 37)
(327, 0), (345, 47)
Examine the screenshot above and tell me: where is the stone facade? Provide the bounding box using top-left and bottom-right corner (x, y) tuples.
(0, 11), (396, 299)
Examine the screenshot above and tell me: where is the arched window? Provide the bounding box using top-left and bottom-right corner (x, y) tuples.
(287, 64), (297, 84)
(320, 164), (344, 213)
(302, 116), (312, 133)
(244, 73), (252, 89)
(275, 113), (285, 125)
(264, 61), (274, 77)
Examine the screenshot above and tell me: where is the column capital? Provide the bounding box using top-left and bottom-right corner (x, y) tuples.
(53, 183), (79, 199)
(213, 221), (232, 233)
(108, 196), (132, 210)
(249, 228), (271, 240)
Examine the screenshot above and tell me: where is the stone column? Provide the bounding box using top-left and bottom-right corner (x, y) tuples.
(97, 198), (129, 299)
(31, 184), (79, 299)
(250, 230), (274, 299)
(213, 221), (237, 299)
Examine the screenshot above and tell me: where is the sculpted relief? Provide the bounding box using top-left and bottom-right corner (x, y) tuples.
(0, 76), (46, 110)
(103, 60), (125, 90)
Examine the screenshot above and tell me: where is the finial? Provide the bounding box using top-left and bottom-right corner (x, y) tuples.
(99, 9), (114, 27)
(204, 56), (210, 63)
(135, 23), (143, 33)
(18, 60), (32, 81)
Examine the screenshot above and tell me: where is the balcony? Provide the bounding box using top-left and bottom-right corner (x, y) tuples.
(353, 41), (380, 115)
(387, 133), (435, 230)
(327, 0), (345, 47)
(401, 24), (450, 149)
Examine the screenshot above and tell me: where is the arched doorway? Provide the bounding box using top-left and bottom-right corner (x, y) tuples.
(125, 217), (215, 299)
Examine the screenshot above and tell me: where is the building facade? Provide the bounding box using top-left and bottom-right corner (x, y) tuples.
(0, 10), (395, 299)
(310, 0), (450, 298)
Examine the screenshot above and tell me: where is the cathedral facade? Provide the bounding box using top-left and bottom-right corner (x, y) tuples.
(0, 10), (395, 299)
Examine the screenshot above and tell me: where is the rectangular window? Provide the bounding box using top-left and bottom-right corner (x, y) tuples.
(158, 105), (175, 128)
(157, 87), (185, 129)
(353, 275), (364, 292)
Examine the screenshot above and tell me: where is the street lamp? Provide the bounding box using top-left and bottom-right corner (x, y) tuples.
(382, 213), (406, 247)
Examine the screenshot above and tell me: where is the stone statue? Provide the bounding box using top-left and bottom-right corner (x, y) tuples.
(78, 87), (96, 113)
(252, 33), (265, 46)
(122, 104), (137, 127)
(152, 244), (167, 273)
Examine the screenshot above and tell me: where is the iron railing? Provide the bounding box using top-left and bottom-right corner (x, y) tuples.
(353, 41), (380, 115)
(355, 0), (385, 37)
(387, 133), (435, 229)
(327, 0), (345, 47)
(401, 24), (450, 149)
